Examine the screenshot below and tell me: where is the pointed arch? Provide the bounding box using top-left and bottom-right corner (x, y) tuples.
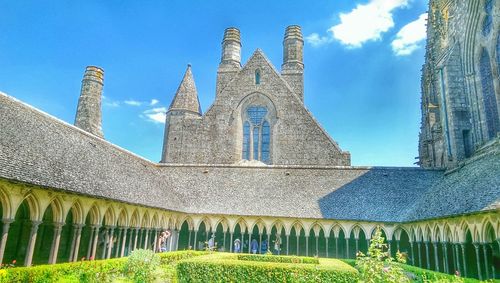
(151, 212), (159, 229)
(130, 209), (141, 228)
(141, 211), (151, 228)
(46, 196), (65, 223)
(68, 199), (84, 224)
(116, 208), (129, 227)
(22, 193), (41, 221)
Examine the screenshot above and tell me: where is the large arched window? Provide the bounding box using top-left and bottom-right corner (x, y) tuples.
(479, 48), (500, 139)
(482, 0), (493, 36)
(242, 106), (271, 163)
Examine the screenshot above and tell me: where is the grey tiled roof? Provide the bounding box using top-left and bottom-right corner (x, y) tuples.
(1, 92), (498, 222)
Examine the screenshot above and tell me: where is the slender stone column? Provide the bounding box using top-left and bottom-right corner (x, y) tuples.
(143, 229), (150, 249)
(267, 233), (270, 252)
(417, 242), (422, 268)
(315, 236), (319, 256)
(86, 226), (95, 259)
(473, 243), (482, 280)
(325, 237), (329, 258)
(489, 243), (496, 279)
(90, 225), (100, 259)
(433, 242), (439, 272)
(187, 230), (192, 249)
(335, 237), (339, 258)
(120, 228), (128, 257)
(24, 221), (42, 266)
(460, 243), (467, 278)
(259, 233), (262, 254)
(101, 227), (108, 259)
(229, 232), (233, 252)
(387, 240), (392, 257)
(286, 234), (290, 255)
(133, 228), (139, 250)
(72, 224), (83, 262)
(296, 235), (300, 255)
(454, 243), (461, 274)
(68, 224), (77, 262)
(482, 243), (489, 279)
(248, 233), (251, 253)
(396, 240), (400, 252)
(346, 238), (350, 259)
(106, 227), (115, 259)
(127, 229), (134, 254)
(424, 242), (430, 270)
(409, 242), (414, 266)
(355, 238), (359, 255)
(175, 230), (180, 251)
(305, 235), (309, 256)
(193, 230), (198, 250)
(0, 219), (14, 264)
(115, 228), (123, 258)
(442, 242), (449, 274)
(152, 229), (158, 252)
(49, 222), (64, 264)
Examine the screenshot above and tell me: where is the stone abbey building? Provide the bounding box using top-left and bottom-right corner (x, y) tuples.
(0, 1), (499, 280)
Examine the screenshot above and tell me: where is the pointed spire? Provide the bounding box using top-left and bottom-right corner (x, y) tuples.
(168, 64), (201, 115)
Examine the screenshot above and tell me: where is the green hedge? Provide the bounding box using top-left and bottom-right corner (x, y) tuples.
(0, 257), (126, 283)
(395, 263), (481, 283)
(0, 251), (207, 283)
(177, 253), (359, 283)
(237, 254), (319, 264)
(157, 250), (207, 265)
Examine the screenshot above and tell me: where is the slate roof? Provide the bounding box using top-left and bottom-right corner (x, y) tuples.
(1, 92), (499, 222)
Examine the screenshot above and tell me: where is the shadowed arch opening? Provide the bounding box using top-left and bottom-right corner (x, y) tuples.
(4, 200), (31, 265)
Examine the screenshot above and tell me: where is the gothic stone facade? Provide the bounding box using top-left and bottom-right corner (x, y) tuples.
(0, 17), (499, 281)
(419, 0), (500, 169)
(161, 26), (350, 166)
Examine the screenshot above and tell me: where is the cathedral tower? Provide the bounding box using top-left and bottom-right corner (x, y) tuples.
(216, 27), (242, 96)
(281, 25), (304, 101)
(74, 66), (104, 138)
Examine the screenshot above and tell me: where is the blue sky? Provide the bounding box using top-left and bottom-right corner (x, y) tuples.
(0, 0), (428, 166)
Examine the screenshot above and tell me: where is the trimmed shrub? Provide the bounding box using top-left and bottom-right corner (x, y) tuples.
(0, 257), (126, 283)
(237, 254), (319, 264)
(157, 250), (207, 265)
(123, 249), (160, 283)
(395, 264), (480, 283)
(177, 253), (359, 283)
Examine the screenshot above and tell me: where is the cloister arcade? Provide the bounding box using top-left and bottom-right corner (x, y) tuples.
(0, 180), (498, 280)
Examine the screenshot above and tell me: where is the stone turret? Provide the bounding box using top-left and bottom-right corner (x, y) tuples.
(168, 64), (201, 115)
(161, 65), (201, 163)
(216, 27), (242, 96)
(74, 66), (104, 138)
(281, 25), (304, 101)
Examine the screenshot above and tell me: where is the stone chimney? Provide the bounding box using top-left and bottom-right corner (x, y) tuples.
(74, 66), (104, 138)
(216, 27), (242, 96)
(282, 25), (304, 101)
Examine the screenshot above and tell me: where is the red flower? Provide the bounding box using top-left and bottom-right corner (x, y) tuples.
(12, 260), (16, 264)
(89, 256), (94, 261)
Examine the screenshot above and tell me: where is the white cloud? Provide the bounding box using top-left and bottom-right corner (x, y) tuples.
(102, 95), (120, 107)
(391, 13), (428, 56)
(124, 100), (142, 106)
(142, 107), (167, 124)
(305, 33), (332, 47)
(150, 99), (159, 106)
(306, 0), (409, 48)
